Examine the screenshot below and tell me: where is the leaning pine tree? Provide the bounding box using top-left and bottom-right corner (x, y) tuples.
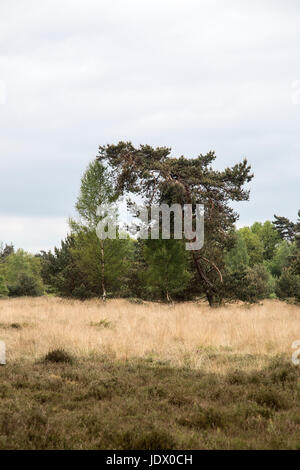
(98, 142), (253, 306)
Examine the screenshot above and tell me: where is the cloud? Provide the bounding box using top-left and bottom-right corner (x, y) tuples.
(0, 216), (69, 254)
(0, 0), (300, 251)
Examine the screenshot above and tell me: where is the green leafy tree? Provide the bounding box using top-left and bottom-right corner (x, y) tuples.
(71, 160), (114, 300)
(224, 231), (249, 273)
(266, 240), (296, 278)
(8, 273), (44, 297)
(71, 159), (133, 300)
(238, 227), (264, 266)
(74, 160), (115, 228)
(71, 228), (134, 299)
(223, 264), (273, 303)
(251, 221), (280, 260)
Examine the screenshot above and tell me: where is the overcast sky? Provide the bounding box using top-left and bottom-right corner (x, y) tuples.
(0, 0), (300, 253)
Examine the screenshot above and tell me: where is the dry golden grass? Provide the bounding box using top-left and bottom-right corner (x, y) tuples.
(0, 297), (299, 371)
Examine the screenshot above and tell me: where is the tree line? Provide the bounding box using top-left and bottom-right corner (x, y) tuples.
(0, 142), (299, 305)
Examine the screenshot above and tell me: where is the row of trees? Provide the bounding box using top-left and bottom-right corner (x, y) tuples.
(36, 212), (300, 304)
(1, 142), (299, 304)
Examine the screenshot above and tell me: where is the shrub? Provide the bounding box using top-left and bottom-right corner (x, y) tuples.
(275, 268), (300, 299)
(8, 273), (44, 297)
(224, 264), (272, 302)
(3, 249), (44, 297)
(89, 319), (112, 329)
(72, 284), (94, 300)
(42, 349), (74, 364)
(243, 265), (273, 301)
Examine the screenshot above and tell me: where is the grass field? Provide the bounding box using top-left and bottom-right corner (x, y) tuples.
(0, 297), (299, 449)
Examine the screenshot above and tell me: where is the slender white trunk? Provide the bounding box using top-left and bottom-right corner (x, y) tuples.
(100, 240), (106, 301)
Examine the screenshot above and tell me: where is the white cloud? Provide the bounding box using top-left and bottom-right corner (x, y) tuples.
(0, 216), (69, 253)
(0, 0), (300, 251)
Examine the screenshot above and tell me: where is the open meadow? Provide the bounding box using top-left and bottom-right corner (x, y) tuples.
(0, 297), (299, 450)
(0, 297), (300, 370)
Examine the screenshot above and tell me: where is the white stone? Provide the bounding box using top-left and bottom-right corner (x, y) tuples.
(0, 341), (6, 365)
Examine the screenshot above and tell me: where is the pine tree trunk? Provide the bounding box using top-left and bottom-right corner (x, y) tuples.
(191, 251), (216, 307)
(206, 292), (214, 307)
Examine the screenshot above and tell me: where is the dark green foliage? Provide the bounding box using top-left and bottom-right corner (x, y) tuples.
(42, 349), (74, 364)
(71, 229), (134, 299)
(266, 240), (296, 278)
(143, 239), (192, 301)
(126, 239), (148, 299)
(222, 213), (300, 302)
(273, 213), (298, 242)
(8, 273), (44, 297)
(0, 249), (44, 297)
(72, 284), (94, 300)
(242, 265), (273, 301)
(40, 235), (87, 297)
(275, 268), (300, 300)
(273, 211), (300, 276)
(222, 264), (272, 303)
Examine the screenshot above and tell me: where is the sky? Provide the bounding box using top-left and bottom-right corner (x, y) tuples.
(0, 0), (300, 253)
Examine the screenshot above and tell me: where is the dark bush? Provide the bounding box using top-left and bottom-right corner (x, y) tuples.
(72, 284), (94, 300)
(8, 273), (44, 297)
(275, 268), (300, 299)
(222, 265), (272, 303)
(43, 349), (74, 364)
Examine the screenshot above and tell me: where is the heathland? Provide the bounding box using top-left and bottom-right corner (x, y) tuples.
(0, 297), (299, 450)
